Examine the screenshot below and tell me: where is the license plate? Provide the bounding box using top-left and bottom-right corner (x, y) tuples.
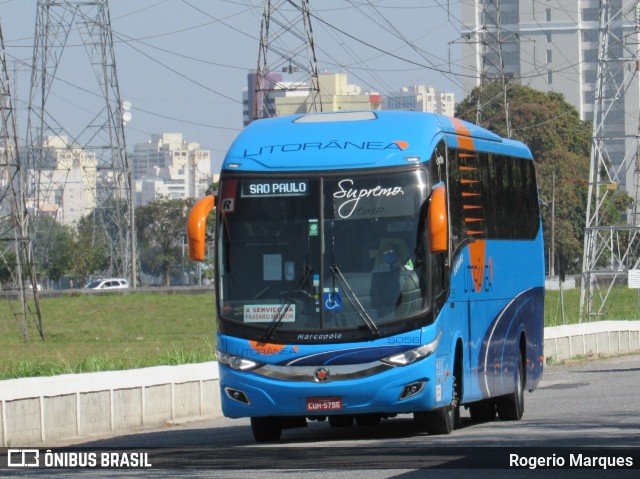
(306, 397), (343, 412)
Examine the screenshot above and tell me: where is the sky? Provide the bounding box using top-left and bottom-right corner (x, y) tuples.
(0, 0), (465, 172)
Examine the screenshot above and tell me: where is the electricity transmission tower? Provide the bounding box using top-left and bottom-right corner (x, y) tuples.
(580, 0), (640, 320)
(252, 0), (322, 121)
(25, 0), (136, 286)
(459, 0), (514, 137)
(1, 23), (44, 340)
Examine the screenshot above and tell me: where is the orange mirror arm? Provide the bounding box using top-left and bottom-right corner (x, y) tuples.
(187, 195), (215, 261)
(428, 185), (448, 254)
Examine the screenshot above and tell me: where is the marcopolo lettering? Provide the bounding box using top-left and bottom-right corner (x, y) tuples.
(243, 180), (308, 197)
(296, 333), (343, 341)
(243, 140), (404, 157)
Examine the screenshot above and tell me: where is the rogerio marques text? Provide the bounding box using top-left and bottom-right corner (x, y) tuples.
(509, 453), (634, 470)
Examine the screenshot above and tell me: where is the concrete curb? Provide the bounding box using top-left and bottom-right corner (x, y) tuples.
(0, 362), (220, 446)
(1, 321), (639, 446)
(543, 320), (640, 363)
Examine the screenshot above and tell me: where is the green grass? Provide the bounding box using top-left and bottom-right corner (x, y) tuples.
(0, 292), (217, 379)
(1, 287), (638, 379)
(544, 287), (640, 326)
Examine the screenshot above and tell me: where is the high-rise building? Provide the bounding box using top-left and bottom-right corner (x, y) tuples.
(384, 85), (455, 116)
(459, 0), (638, 193)
(29, 135), (97, 226)
(130, 133), (213, 205)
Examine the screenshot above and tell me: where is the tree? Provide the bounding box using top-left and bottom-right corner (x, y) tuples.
(135, 198), (195, 286)
(456, 84), (595, 274)
(31, 216), (76, 282)
(0, 246), (16, 288)
(87, 198), (132, 277)
(73, 214), (110, 284)
(205, 180), (219, 196)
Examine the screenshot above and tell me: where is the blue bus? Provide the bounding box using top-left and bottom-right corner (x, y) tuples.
(187, 110), (544, 442)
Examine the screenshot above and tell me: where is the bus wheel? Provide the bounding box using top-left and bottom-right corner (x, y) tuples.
(328, 415), (354, 427)
(415, 375), (458, 435)
(415, 405), (454, 435)
(469, 400), (497, 423)
(251, 417), (282, 442)
(497, 351), (525, 420)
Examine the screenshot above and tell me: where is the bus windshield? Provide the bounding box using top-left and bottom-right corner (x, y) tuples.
(217, 169), (431, 342)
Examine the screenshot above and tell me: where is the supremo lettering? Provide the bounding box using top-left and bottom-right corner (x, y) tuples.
(243, 141), (404, 157)
(333, 179), (404, 219)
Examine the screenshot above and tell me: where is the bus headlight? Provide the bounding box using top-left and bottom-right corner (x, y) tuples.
(381, 331), (441, 366)
(216, 350), (264, 371)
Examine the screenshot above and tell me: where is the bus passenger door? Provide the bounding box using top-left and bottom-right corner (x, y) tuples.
(443, 247), (494, 403)
(445, 254), (474, 402)
(465, 241), (500, 401)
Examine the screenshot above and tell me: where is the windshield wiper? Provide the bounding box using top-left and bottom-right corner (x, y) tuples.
(330, 264), (379, 336)
(264, 266), (312, 340)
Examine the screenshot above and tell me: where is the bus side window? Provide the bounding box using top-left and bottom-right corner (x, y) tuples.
(433, 141), (446, 184)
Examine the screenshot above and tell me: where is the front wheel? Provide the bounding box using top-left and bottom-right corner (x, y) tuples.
(414, 404), (455, 435)
(497, 351), (525, 420)
(415, 374), (459, 435)
(251, 417), (282, 442)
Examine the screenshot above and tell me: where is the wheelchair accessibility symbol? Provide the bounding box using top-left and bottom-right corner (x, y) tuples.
(323, 290), (343, 311)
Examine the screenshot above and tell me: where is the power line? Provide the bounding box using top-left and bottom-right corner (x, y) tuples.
(26, 0), (137, 286)
(252, 0), (322, 121)
(0, 19), (43, 340)
(580, 0), (640, 321)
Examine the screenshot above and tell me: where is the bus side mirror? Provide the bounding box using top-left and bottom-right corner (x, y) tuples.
(187, 195), (215, 261)
(428, 185), (448, 254)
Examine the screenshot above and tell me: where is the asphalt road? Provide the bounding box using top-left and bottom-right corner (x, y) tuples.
(5, 354), (640, 478)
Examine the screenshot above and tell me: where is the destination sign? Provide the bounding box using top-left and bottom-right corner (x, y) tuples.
(241, 180), (308, 197)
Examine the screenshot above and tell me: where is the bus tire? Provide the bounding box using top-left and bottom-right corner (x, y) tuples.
(251, 417), (282, 442)
(415, 405), (454, 435)
(415, 369), (459, 435)
(469, 400), (497, 423)
(497, 350), (525, 421)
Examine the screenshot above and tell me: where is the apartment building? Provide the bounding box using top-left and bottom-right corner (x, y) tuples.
(384, 85), (455, 115)
(243, 72), (382, 125)
(459, 0), (639, 194)
(129, 133), (213, 205)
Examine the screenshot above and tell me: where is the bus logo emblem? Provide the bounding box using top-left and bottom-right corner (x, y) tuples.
(314, 367), (331, 382)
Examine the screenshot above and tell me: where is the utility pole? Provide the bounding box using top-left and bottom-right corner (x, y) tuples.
(551, 171), (556, 277)
(633, 2), (640, 230)
(252, 0), (322, 121)
(25, 0), (136, 287)
(580, 1), (640, 320)
(1, 23), (44, 339)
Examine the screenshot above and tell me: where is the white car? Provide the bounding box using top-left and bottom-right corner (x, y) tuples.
(83, 278), (129, 290)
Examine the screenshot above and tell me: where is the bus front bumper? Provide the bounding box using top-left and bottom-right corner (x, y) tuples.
(218, 355), (451, 418)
